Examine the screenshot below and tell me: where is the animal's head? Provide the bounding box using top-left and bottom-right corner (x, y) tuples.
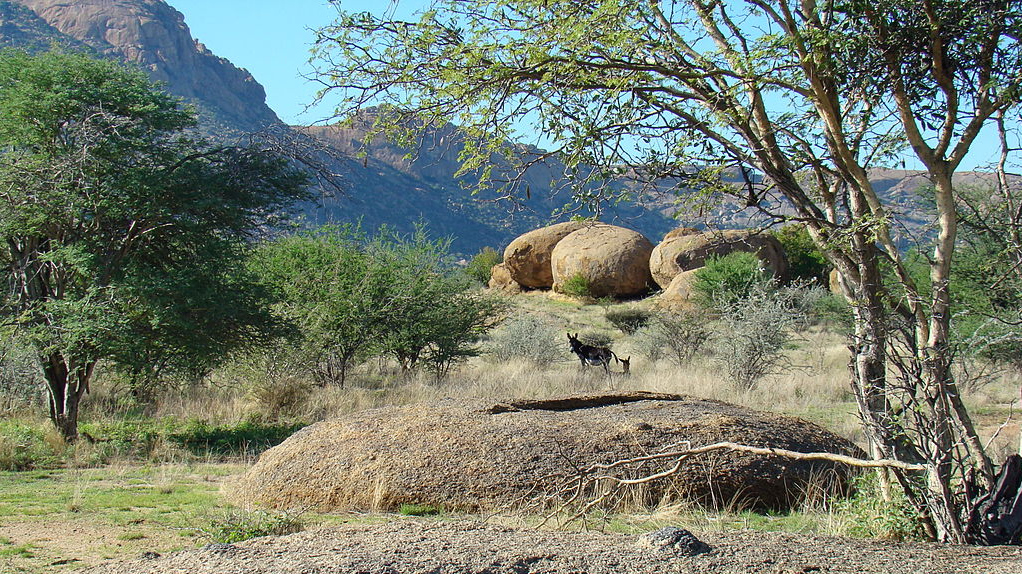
(621, 356), (631, 373)
(567, 332), (581, 349)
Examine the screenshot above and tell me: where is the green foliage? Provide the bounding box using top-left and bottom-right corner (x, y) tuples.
(693, 252), (772, 309)
(464, 246), (503, 285)
(561, 272), (593, 299)
(75, 418), (305, 461)
(199, 509), (304, 544)
(772, 224), (832, 286)
(604, 307), (651, 334)
(486, 314), (563, 367)
(0, 50), (310, 438)
(0, 421), (63, 471)
(251, 225), (507, 384)
(835, 472), (926, 541)
(0, 333), (41, 411)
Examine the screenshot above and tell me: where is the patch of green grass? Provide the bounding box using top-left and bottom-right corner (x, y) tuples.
(399, 503), (443, 516)
(197, 508), (305, 544)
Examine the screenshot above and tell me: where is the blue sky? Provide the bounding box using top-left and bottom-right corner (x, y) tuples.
(168, 1), (1011, 171)
(170, 1), (409, 124)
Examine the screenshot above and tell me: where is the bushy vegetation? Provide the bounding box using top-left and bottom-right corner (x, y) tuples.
(250, 225), (507, 385)
(605, 307), (651, 334)
(771, 224), (832, 286)
(692, 252), (772, 309)
(560, 272), (593, 299)
(710, 285), (807, 389)
(465, 246), (503, 285)
(199, 509), (305, 544)
(631, 310), (709, 365)
(486, 314), (564, 367)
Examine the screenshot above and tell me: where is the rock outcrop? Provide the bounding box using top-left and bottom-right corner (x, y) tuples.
(10, 0), (279, 131)
(502, 221), (588, 289)
(227, 392), (862, 513)
(486, 262), (521, 293)
(551, 224), (654, 298)
(649, 229), (788, 289)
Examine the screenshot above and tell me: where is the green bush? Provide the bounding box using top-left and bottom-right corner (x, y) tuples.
(77, 418), (306, 460)
(835, 472), (925, 541)
(399, 503), (443, 516)
(199, 509), (304, 544)
(605, 307), (651, 334)
(693, 252), (772, 309)
(464, 246), (502, 285)
(560, 272), (593, 299)
(251, 225), (507, 384)
(771, 224), (831, 286)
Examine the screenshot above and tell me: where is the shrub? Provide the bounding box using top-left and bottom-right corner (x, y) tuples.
(710, 285), (804, 389)
(198, 509), (304, 544)
(835, 472), (925, 541)
(487, 315), (563, 367)
(0, 422), (63, 471)
(464, 246), (502, 285)
(605, 307), (651, 334)
(560, 272), (593, 299)
(693, 251), (772, 309)
(576, 330), (613, 349)
(399, 503), (443, 516)
(632, 310), (709, 365)
(0, 335), (42, 413)
(771, 224), (832, 286)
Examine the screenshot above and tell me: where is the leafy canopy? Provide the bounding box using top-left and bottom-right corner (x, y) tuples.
(0, 49), (310, 418)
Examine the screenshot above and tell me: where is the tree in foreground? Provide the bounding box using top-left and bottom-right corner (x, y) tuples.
(0, 50), (310, 441)
(312, 0), (1022, 542)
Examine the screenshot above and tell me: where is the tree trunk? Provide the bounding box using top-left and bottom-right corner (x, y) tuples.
(42, 352), (93, 444)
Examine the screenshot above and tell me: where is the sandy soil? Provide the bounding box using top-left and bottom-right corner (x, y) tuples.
(81, 519), (1022, 574)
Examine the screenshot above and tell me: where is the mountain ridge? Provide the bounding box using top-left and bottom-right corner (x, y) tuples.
(4, 0), (997, 256)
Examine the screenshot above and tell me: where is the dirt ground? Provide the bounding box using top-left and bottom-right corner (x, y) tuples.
(79, 519), (1022, 574)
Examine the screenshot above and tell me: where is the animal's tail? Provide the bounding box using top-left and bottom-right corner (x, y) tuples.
(610, 351), (621, 364)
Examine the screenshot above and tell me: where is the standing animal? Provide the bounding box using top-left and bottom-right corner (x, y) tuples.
(567, 332), (626, 374)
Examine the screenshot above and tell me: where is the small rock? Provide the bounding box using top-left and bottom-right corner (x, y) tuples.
(202, 542), (239, 555)
(636, 526), (711, 556)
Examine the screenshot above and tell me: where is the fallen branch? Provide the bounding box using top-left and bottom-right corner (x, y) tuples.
(530, 440), (929, 529)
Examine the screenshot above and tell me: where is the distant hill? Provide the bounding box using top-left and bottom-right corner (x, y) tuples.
(3, 0), (1004, 256)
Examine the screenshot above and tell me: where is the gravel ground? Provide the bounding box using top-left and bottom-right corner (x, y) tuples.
(82, 519), (1022, 574)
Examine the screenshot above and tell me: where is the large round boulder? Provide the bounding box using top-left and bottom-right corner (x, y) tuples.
(649, 229), (788, 289)
(550, 224), (654, 298)
(502, 222), (588, 289)
(227, 392), (862, 513)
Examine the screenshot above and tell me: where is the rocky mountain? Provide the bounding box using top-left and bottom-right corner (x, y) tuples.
(2, 0), (278, 131)
(1, 0), (994, 256)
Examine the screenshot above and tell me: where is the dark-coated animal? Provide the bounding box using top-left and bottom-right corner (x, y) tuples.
(567, 332), (626, 374)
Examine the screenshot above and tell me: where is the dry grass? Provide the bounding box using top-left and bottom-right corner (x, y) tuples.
(76, 290), (1017, 459)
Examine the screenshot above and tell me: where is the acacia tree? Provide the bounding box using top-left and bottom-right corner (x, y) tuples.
(313, 0), (1022, 542)
(0, 50), (310, 441)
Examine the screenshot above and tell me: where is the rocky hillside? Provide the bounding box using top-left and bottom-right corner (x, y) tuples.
(1, 0), (996, 256)
(2, 0), (278, 131)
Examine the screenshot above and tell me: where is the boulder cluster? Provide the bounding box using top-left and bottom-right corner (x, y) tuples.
(489, 222), (788, 306)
